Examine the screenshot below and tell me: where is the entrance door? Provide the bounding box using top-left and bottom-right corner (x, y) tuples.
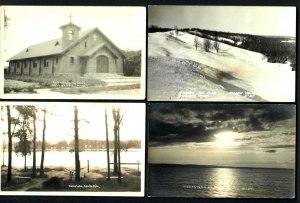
(96, 55), (109, 73)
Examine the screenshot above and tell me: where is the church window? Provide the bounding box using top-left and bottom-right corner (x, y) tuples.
(93, 34), (97, 41)
(56, 57), (59, 64)
(33, 62), (38, 68)
(85, 41), (87, 48)
(44, 59), (49, 67)
(70, 56), (75, 64)
(17, 62), (20, 68)
(24, 62), (27, 68)
(68, 30), (74, 40)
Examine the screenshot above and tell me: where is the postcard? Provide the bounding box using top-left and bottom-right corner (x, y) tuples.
(0, 102), (145, 196)
(148, 103), (296, 198)
(0, 6), (146, 100)
(148, 6), (296, 102)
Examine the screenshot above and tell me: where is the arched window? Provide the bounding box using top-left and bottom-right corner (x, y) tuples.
(68, 30), (74, 40)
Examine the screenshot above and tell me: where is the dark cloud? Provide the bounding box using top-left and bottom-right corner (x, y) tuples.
(149, 104), (295, 145)
(265, 149), (277, 153)
(263, 144), (295, 149)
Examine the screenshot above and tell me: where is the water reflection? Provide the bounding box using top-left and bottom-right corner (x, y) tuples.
(213, 168), (237, 197)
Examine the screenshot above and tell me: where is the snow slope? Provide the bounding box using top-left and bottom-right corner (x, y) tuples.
(148, 31), (295, 102)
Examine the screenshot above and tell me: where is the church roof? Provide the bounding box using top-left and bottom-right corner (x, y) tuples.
(8, 28), (123, 61)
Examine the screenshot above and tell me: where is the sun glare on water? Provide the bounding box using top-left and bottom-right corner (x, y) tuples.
(214, 131), (239, 147)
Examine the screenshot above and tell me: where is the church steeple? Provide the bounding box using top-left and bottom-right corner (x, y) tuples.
(59, 15), (81, 48)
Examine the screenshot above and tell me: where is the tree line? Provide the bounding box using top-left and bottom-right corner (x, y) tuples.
(122, 50), (142, 76)
(149, 25), (296, 70)
(3, 105), (128, 183)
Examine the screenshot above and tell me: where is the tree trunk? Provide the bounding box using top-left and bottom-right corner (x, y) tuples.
(113, 126), (118, 174)
(32, 110), (37, 177)
(105, 109), (110, 180)
(24, 153), (27, 171)
(6, 106), (12, 183)
(117, 125), (121, 183)
(74, 106), (80, 182)
(40, 107), (46, 176)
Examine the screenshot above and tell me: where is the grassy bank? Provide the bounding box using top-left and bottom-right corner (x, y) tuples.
(1, 165), (141, 192)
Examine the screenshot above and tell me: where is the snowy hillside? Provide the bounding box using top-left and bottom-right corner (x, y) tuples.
(148, 31), (295, 101)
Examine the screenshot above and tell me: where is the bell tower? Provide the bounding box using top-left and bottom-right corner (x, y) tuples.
(59, 15), (81, 49)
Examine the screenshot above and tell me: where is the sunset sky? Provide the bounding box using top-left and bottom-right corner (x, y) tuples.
(148, 104), (296, 169)
(149, 6), (296, 37)
(1, 103), (145, 144)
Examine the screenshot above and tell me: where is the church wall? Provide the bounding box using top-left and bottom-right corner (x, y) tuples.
(60, 30), (106, 75)
(87, 45), (124, 74)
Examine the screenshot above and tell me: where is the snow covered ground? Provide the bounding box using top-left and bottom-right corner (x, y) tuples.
(148, 31), (295, 101)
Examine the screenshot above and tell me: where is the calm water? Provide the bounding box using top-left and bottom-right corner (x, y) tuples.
(148, 164), (295, 198)
(2, 150), (142, 169)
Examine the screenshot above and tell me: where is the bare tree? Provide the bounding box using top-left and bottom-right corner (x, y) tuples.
(174, 26), (179, 36)
(6, 106), (12, 182)
(74, 106), (80, 182)
(32, 108), (37, 177)
(105, 108), (110, 180)
(204, 38), (211, 52)
(40, 107), (46, 176)
(194, 36), (199, 50)
(214, 36), (220, 54)
(112, 107), (125, 183)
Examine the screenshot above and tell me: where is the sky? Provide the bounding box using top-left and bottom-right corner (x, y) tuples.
(0, 6), (145, 67)
(1, 103), (145, 144)
(149, 6), (296, 37)
(148, 104), (296, 169)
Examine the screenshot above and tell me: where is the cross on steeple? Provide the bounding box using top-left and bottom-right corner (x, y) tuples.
(69, 14), (72, 23)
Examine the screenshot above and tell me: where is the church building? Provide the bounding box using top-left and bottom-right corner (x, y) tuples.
(7, 17), (124, 76)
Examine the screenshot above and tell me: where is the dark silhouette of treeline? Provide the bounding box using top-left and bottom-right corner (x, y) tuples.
(148, 25), (296, 70)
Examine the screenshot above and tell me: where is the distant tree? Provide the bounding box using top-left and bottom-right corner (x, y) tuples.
(174, 26), (179, 36)
(213, 36), (220, 54)
(204, 38), (212, 52)
(194, 36), (199, 50)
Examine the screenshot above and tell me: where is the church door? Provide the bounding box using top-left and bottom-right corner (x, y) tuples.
(96, 55), (109, 73)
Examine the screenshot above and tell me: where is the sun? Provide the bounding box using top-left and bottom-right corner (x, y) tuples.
(214, 131), (238, 147)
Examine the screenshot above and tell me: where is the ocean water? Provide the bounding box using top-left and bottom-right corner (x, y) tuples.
(148, 164), (295, 198)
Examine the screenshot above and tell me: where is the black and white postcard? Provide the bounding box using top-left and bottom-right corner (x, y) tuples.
(148, 6), (296, 102)
(148, 103), (295, 198)
(0, 6), (146, 99)
(0, 102), (145, 196)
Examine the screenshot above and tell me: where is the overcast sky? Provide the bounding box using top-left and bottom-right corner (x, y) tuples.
(148, 104), (296, 169)
(1, 103), (145, 144)
(149, 6), (296, 37)
(1, 6), (145, 67)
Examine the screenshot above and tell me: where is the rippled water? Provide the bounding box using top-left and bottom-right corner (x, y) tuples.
(148, 164), (295, 198)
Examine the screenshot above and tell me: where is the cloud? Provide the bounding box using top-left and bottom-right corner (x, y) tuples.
(263, 144), (295, 149)
(149, 104), (295, 145)
(265, 149), (277, 153)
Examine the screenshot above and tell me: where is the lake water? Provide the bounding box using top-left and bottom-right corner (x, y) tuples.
(2, 150), (142, 169)
(148, 164), (295, 198)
